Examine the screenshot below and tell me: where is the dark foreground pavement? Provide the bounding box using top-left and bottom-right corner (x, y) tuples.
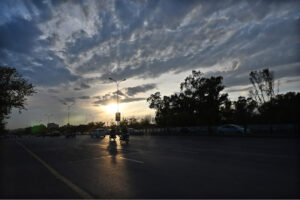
(1, 135), (299, 198)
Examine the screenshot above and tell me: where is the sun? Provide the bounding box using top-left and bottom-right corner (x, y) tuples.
(104, 104), (117, 114)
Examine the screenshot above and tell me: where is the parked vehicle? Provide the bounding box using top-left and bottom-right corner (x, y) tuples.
(128, 128), (139, 135)
(75, 131), (82, 135)
(91, 128), (107, 138)
(51, 131), (61, 136)
(217, 124), (249, 136)
(65, 132), (76, 138)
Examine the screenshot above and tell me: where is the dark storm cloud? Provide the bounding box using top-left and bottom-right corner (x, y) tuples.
(125, 84), (156, 96)
(1, 0), (300, 90)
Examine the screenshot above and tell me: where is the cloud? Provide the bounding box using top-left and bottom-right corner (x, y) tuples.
(20, 65), (79, 86)
(113, 90), (126, 96)
(47, 88), (59, 93)
(286, 79), (300, 84)
(121, 97), (145, 103)
(125, 83), (156, 96)
(1, 0), (299, 90)
(78, 96), (90, 100)
(74, 82), (91, 90)
(93, 90), (146, 106)
(52, 96), (76, 105)
(64, 97), (75, 103)
(4, 0), (300, 129)
(225, 86), (253, 93)
(93, 93), (114, 105)
(0, 17), (42, 53)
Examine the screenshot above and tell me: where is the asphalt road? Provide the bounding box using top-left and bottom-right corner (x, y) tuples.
(1, 135), (299, 198)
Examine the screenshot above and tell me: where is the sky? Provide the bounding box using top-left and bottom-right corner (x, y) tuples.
(1, 0), (299, 129)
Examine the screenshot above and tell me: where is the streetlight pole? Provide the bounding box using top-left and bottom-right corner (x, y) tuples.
(45, 114), (53, 125)
(108, 77), (126, 122)
(63, 102), (74, 126)
(68, 105), (70, 125)
(108, 77), (126, 113)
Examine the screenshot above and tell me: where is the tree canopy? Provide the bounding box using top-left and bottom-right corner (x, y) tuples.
(0, 66), (35, 131)
(147, 70), (228, 129)
(147, 69), (299, 131)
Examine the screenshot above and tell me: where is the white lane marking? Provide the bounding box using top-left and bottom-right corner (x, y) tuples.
(119, 156), (144, 164)
(16, 141), (93, 199)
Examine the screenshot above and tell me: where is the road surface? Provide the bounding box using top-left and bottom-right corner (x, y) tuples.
(1, 135), (299, 198)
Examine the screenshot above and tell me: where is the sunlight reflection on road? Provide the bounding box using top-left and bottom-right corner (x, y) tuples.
(92, 136), (137, 198)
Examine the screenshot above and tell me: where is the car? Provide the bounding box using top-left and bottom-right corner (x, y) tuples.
(128, 128), (138, 134)
(51, 131), (61, 136)
(91, 128), (107, 138)
(65, 132), (76, 138)
(217, 124), (249, 136)
(75, 131), (82, 135)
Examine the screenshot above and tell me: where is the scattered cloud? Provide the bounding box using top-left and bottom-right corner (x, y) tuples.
(1, 0), (299, 89)
(78, 95), (90, 100)
(74, 82), (91, 90)
(113, 90), (126, 96)
(2, 0), (300, 129)
(225, 86), (253, 93)
(121, 97), (145, 103)
(93, 89), (146, 106)
(286, 79), (300, 84)
(54, 97), (76, 105)
(125, 83), (156, 96)
(47, 88), (59, 93)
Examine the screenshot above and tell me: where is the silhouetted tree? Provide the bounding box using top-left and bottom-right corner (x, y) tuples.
(180, 70), (228, 133)
(220, 99), (234, 124)
(147, 92), (166, 126)
(259, 92), (300, 134)
(249, 68), (275, 134)
(140, 115), (152, 127)
(0, 66), (35, 132)
(128, 117), (139, 128)
(249, 68), (274, 104)
(234, 96), (257, 134)
(148, 70), (228, 132)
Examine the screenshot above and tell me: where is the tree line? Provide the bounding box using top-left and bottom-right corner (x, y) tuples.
(147, 69), (300, 134)
(1, 66), (299, 136)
